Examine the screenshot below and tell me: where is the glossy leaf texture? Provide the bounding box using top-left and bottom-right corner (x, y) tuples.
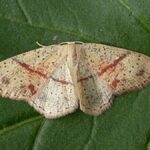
(0, 0), (150, 150)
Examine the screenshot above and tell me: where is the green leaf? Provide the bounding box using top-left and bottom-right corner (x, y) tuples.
(0, 0), (150, 150)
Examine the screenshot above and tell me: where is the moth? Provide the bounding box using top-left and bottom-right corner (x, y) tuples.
(0, 42), (150, 118)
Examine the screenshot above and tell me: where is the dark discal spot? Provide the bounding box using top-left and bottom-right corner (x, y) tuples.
(90, 59), (94, 63)
(20, 85), (26, 89)
(136, 69), (145, 76)
(111, 79), (120, 89)
(28, 84), (36, 95)
(1, 76), (10, 85)
(107, 79), (110, 82)
(103, 46), (106, 50)
(138, 55), (141, 61)
(38, 105), (45, 111)
(83, 88), (86, 91)
(22, 53), (26, 56)
(20, 85), (27, 96)
(52, 62), (55, 65)
(131, 66), (134, 68)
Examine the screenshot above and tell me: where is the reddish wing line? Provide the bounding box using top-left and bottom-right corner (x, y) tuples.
(97, 53), (128, 76)
(12, 58), (48, 79)
(78, 75), (93, 82)
(13, 58), (72, 85)
(51, 77), (73, 85)
(12, 54), (128, 85)
(78, 54), (128, 84)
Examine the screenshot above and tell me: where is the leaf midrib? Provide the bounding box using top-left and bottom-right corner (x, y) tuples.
(0, 115), (43, 136)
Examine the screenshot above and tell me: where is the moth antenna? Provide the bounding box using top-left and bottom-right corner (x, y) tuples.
(59, 41), (84, 45)
(36, 41), (46, 47)
(74, 41), (84, 44)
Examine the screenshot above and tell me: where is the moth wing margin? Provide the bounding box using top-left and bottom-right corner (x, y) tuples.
(82, 43), (150, 95)
(0, 45), (64, 101)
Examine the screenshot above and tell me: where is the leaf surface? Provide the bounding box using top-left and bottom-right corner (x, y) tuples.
(0, 0), (150, 150)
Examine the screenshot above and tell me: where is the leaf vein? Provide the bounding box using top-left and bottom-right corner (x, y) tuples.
(83, 117), (97, 150)
(0, 115), (43, 136)
(31, 119), (47, 150)
(118, 0), (150, 33)
(16, 0), (33, 25)
(62, 1), (80, 33)
(0, 15), (98, 42)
